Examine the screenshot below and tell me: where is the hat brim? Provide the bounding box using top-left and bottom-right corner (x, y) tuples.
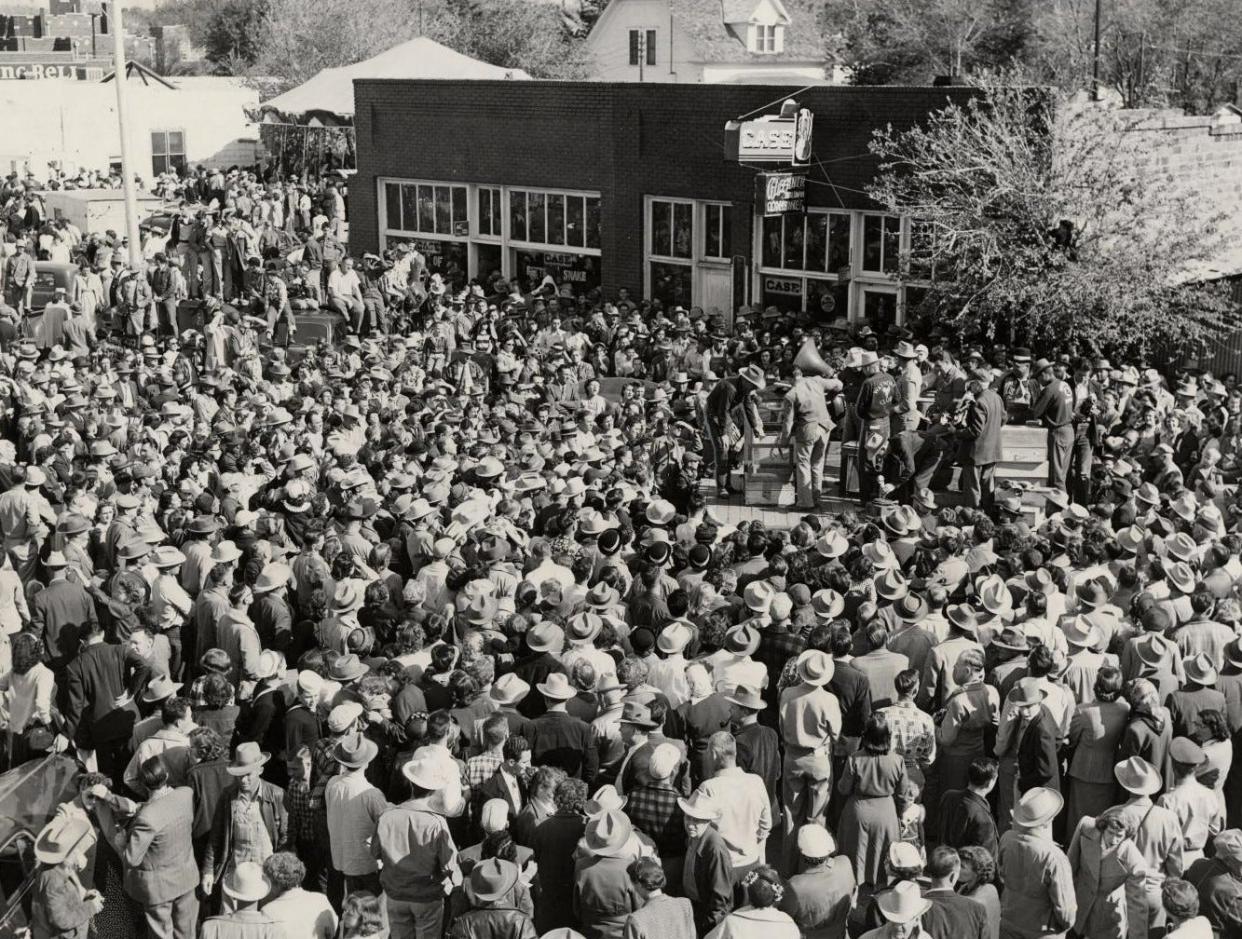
(879, 897), (933, 924)
(227, 752), (271, 775)
(536, 683), (577, 700)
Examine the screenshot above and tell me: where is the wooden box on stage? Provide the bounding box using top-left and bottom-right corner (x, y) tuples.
(839, 441), (860, 496)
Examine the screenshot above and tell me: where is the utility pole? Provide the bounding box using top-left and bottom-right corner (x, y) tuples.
(111, 0), (142, 268)
(1092, 0), (1102, 101)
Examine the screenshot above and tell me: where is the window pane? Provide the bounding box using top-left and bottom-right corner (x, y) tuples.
(418, 185), (435, 232)
(863, 289), (897, 333)
(547, 194), (565, 246)
(452, 187), (468, 233)
(672, 202), (693, 259)
(150, 132), (164, 154)
(651, 200), (672, 257)
(863, 216), (883, 271)
(152, 154), (167, 175)
(434, 186), (451, 234)
(720, 205), (732, 257)
(171, 154), (187, 173)
(762, 215), (782, 268)
(168, 132), (184, 153)
(805, 213), (828, 272)
(650, 261), (692, 308)
(783, 215), (804, 269)
(566, 196), (584, 248)
(629, 30), (639, 66)
(646, 29), (656, 65)
(705, 204), (721, 258)
(586, 197), (600, 249)
(828, 213), (851, 271)
(478, 188), (492, 236)
(510, 190), (527, 242)
(883, 216), (901, 274)
(528, 191), (546, 243)
(386, 182), (402, 230)
(402, 185), (418, 232)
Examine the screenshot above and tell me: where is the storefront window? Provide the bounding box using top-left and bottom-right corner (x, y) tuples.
(586, 198), (601, 249)
(861, 288), (898, 333)
(529, 192), (546, 243)
(387, 236), (469, 291)
(515, 249), (601, 295)
(672, 203), (693, 259)
(862, 215), (901, 274)
(651, 199), (694, 261)
(385, 182), (401, 230)
(760, 273), (803, 313)
(650, 261), (692, 308)
(762, 211), (851, 275)
(478, 187), (501, 237)
(510, 190), (528, 242)
(828, 214), (851, 271)
(566, 197), (584, 248)
(705, 203), (732, 259)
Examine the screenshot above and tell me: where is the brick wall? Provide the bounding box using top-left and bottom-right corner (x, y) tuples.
(352, 80), (975, 294)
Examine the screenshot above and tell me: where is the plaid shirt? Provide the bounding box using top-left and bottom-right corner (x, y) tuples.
(625, 781), (686, 858)
(756, 627), (806, 695)
(465, 753), (504, 794)
(286, 778), (316, 843)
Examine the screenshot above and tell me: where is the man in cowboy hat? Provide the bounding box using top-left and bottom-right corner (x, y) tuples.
(200, 741), (288, 905)
(29, 547), (97, 671)
(956, 363), (1006, 510)
(200, 861), (279, 939)
(998, 347), (1037, 423)
(324, 733), (388, 900)
(780, 354), (843, 511)
(855, 349), (897, 501)
(678, 789), (734, 934)
(1113, 755), (1185, 922)
(525, 671), (599, 783)
(997, 787), (1075, 939)
(375, 753), (461, 939)
(29, 811), (102, 935)
(779, 650), (840, 840)
(704, 363), (766, 497)
(728, 685), (780, 808)
(1031, 358), (1075, 496)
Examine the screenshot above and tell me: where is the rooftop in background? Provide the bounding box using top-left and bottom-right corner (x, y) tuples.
(258, 37), (533, 122)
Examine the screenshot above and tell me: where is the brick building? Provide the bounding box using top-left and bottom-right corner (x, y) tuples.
(352, 80), (973, 328)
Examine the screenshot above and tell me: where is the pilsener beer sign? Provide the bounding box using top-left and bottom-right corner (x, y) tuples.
(725, 104), (814, 165)
(757, 171), (806, 217)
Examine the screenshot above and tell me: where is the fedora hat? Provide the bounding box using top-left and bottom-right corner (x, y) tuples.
(222, 861), (271, 904)
(1184, 652), (1218, 685)
(677, 789), (722, 821)
(464, 594), (499, 626)
(992, 625), (1031, 654)
(566, 612), (604, 644)
(1225, 638), (1242, 670)
(1134, 634), (1170, 669)
(812, 589), (845, 621)
(797, 650), (835, 686)
(227, 741), (271, 776)
(56, 514), (91, 536)
(862, 540), (898, 570)
(894, 593), (928, 624)
(739, 365), (766, 390)
(893, 340), (918, 359)
(1063, 615), (1102, 650)
(491, 673), (530, 707)
(328, 653), (369, 682)
(619, 701), (659, 729)
(946, 603), (979, 634)
(466, 858), (520, 904)
(584, 810), (634, 858)
(584, 784), (628, 816)
(526, 622), (564, 654)
(724, 623), (760, 657)
(1009, 677), (1047, 707)
(334, 582), (364, 614)
(333, 732), (379, 769)
(1114, 756), (1162, 795)
(537, 672), (578, 701)
(1166, 561), (1197, 596)
(152, 545), (186, 569)
(1164, 533), (1197, 563)
(403, 754), (450, 790)
(744, 581), (775, 613)
(585, 582), (620, 609)
(211, 539), (242, 564)
(726, 685), (765, 710)
(187, 515), (218, 535)
(141, 675), (182, 704)
(814, 531), (849, 559)
(657, 621), (694, 655)
(253, 562), (291, 594)
(1011, 786), (1063, 827)
(34, 813), (95, 865)
(43, 550), (67, 569)
(646, 499), (677, 526)
(874, 569), (909, 602)
(877, 880), (933, 925)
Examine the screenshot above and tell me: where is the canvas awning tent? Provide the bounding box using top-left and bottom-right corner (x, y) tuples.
(259, 37), (533, 122)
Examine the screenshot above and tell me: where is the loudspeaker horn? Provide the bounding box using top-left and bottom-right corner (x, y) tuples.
(794, 338), (832, 376)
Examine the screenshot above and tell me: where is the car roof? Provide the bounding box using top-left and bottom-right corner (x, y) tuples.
(0, 755), (81, 849)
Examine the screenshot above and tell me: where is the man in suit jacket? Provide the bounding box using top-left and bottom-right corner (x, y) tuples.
(1014, 679), (1061, 795)
(94, 757), (200, 938)
(524, 673), (598, 783)
(939, 758), (1000, 864)
(957, 368), (1006, 509)
(30, 549), (98, 671)
(62, 619), (149, 778)
(680, 792), (734, 935)
(923, 846), (989, 939)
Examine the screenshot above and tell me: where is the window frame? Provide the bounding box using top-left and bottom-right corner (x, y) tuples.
(752, 24), (778, 53)
(507, 187), (602, 255)
(150, 129), (186, 176)
(628, 27), (657, 66)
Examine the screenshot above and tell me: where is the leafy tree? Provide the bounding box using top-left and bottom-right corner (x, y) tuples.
(867, 75), (1233, 354)
(203, 0), (268, 72)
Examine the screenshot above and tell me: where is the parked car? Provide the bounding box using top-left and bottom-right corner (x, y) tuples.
(30, 262), (77, 311)
(0, 754), (83, 939)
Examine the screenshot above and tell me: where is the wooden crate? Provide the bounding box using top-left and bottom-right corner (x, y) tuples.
(839, 441), (861, 496)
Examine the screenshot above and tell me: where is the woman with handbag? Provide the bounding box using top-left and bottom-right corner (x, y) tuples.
(3, 631), (55, 768)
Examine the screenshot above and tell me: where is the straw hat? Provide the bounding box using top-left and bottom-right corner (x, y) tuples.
(222, 861), (271, 903)
(227, 741), (270, 776)
(877, 881), (932, 924)
(536, 672), (577, 700)
(583, 810), (634, 858)
(34, 813), (95, 865)
(797, 650), (835, 686)
(466, 858), (519, 904)
(1114, 756), (1162, 796)
(677, 790), (722, 821)
(1011, 786), (1064, 827)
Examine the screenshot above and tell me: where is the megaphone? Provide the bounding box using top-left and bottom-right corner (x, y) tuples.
(794, 338), (833, 377)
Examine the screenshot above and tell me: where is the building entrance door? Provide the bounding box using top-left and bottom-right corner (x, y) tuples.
(698, 264), (732, 319)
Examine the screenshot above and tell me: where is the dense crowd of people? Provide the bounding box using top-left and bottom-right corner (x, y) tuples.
(0, 164), (1241, 939)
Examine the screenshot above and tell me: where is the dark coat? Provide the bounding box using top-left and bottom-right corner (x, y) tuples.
(511, 653), (567, 718)
(687, 826), (734, 935)
(938, 788), (1000, 863)
(202, 780), (289, 881)
(531, 813), (586, 933)
(1017, 710), (1061, 794)
(448, 907), (537, 939)
(526, 710), (599, 784)
(62, 640), (148, 748)
(477, 768), (528, 819)
(30, 577), (98, 670)
(923, 887), (989, 939)
(958, 388), (1006, 465)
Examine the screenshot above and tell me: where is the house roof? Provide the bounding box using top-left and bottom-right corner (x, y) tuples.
(673, 0), (824, 63)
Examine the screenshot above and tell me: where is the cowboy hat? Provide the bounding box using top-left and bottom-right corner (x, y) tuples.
(946, 603), (979, 634)
(222, 861), (271, 904)
(646, 499), (677, 526)
(141, 675), (182, 704)
(566, 612), (604, 644)
(814, 531), (849, 559)
(744, 581), (774, 613)
(657, 621), (694, 655)
(1063, 615), (1102, 650)
(677, 790), (722, 821)
(1009, 677), (1047, 707)
(619, 701), (659, 729)
(797, 650), (835, 686)
(1011, 786), (1063, 827)
(537, 672), (578, 701)
(525, 622), (564, 654)
(152, 545), (187, 569)
(333, 733), (379, 769)
(211, 540), (242, 564)
(490, 673), (530, 708)
(584, 784), (628, 816)
(583, 810), (634, 858)
(466, 858), (520, 904)
(253, 562), (291, 594)
(812, 589), (845, 621)
(227, 741), (271, 776)
(877, 880), (932, 925)
(739, 365), (766, 389)
(874, 569), (909, 602)
(723, 623), (761, 657)
(863, 540), (898, 570)
(34, 813), (95, 865)
(726, 685), (765, 710)
(894, 593), (929, 624)
(1184, 653), (1218, 686)
(1114, 756), (1162, 796)
(328, 653), (369, 683)
(1166, 561), (1197, 596)
(992, 625), (1031, 654)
